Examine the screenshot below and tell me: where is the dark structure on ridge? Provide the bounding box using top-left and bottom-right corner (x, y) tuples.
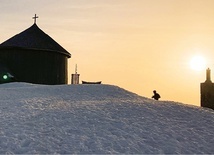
(200, 68), (214, 110)
(0, 22), (71, 84)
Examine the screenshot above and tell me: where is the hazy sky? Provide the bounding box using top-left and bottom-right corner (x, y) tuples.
(1, 0), (214, 106)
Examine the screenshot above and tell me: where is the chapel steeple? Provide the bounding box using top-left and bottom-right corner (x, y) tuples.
(32, 14), (39, 24)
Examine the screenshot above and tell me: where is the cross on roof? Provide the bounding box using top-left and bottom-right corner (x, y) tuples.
(32, 14), (39, 24)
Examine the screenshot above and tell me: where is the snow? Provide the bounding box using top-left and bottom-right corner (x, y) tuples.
(0, 82), (214, 154)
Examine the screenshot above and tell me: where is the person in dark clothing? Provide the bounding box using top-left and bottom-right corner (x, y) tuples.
(152, 90), (160, 100)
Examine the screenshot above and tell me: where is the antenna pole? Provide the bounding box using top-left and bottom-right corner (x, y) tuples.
(75, 64), (77, 74)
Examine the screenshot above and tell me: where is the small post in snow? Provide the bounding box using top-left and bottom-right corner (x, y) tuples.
(71, 64), (80, 84)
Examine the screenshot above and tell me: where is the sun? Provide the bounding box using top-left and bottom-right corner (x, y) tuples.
(190, 55), (206, 71)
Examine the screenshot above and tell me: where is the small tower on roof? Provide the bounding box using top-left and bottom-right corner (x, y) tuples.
(0, 14), (71, 84)
(200, 68), (214, 110)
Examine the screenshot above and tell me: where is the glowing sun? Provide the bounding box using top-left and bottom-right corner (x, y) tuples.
(190, 55), (206, 71)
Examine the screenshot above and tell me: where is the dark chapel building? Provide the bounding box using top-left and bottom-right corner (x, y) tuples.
(0, 20), (71, 84)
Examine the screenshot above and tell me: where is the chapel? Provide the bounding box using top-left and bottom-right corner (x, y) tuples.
(0, 15), (71, 84)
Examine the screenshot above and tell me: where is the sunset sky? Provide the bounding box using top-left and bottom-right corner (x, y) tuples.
(1, 0), (214, 106)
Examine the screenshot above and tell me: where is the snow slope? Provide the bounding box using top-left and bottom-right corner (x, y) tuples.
(0, 82), (213, 154)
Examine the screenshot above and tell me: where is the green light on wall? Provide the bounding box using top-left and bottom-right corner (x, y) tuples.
(3, 75), (8, 80)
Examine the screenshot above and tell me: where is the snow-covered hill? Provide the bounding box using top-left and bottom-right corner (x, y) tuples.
(0, 82), (213, 154)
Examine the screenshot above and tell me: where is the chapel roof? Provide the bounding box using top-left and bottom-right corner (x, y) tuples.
(0, 24), (71, 58)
